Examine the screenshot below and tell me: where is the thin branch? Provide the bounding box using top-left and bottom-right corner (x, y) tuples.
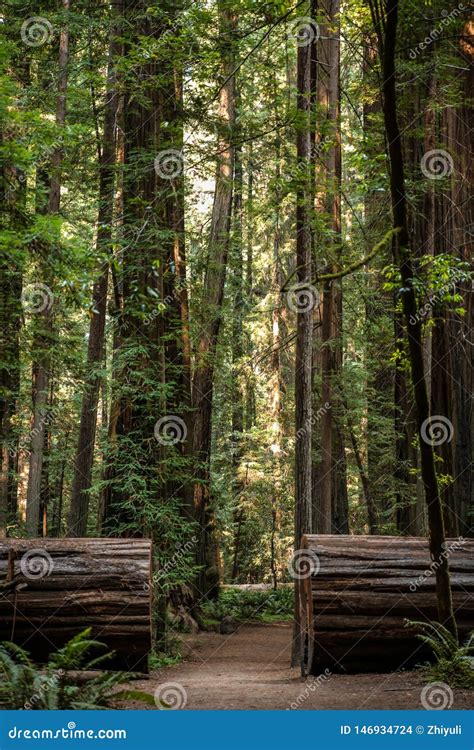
(281, 227), (400, 292)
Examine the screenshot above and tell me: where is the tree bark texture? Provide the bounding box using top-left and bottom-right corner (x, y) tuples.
(300, 535), (473, 674)
(0, 538), (152, 672)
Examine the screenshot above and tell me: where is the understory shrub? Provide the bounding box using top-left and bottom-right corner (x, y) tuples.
(201, 586), (294, 623)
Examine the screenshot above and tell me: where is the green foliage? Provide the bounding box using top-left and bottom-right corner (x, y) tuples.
(406, 620), (474, 689)
(113, 689), (156, 706)
(0, 629), (152, 710)
(149, 650), (183, 671)
(201, 586), (293, 623)
(383, 255), (472, 320)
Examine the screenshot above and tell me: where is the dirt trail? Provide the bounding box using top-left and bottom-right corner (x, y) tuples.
(127, 622), (473, 710)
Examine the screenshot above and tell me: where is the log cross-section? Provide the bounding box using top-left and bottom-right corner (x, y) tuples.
(0, 538), (152, 673)
(300, 535), (474, 675)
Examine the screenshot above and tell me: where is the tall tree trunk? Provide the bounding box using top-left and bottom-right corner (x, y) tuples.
(244, 141), (256, 430)
(292, 5), (316, 667)
(324, 0), (347, 535)
(362, 32), (397, 532)
(396, 48), (436, 537)
(453, 21), (473, 537)
(157, 14), (191, 539)
(312, 0), (347, 534)
(370, 0), (456, 635)
(431, 21), (473, 537)
(0, 146), (23, 537)
(230, 117), (245, 582)
(26, 0), (70, 536)
(68, 1), (122, 536)
(192, 0), (236, 602)
(269, 116), (285, 587)
(102, 0), (176, 536)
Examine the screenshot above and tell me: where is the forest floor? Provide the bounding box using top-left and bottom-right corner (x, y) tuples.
(124, 622), (473, 710)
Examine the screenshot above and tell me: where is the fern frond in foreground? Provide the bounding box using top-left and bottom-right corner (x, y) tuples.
(0, 628), (154, 709)
(406, 620), (474, 688)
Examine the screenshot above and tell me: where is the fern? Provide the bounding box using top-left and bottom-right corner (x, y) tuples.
(0, 629), (153, 709)
(0, 646), (38, 709)
(48, 628), (115, 672)
(406, 620), (474, 688)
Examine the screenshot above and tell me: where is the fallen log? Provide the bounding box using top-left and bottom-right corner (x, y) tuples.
(0, 538), (152, 673)
(299, 535), (474, 675)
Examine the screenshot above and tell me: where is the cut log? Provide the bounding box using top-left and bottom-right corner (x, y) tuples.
(300, 535), (474, 675)
(0, 539), (152, 673)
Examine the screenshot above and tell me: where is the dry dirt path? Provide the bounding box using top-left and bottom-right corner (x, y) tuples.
(126, 622), (473, 710)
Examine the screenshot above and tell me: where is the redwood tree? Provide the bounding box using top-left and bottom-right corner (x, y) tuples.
(68, 0), (122, 536)
(26, 0), (70, 536)
(369, 0), (457, 636)
(292, 5), (317, 667)
(191, 0), (237, 601)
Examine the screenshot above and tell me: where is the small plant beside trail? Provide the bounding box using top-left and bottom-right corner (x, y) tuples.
(406, 620), (474, 688)
(0, 628), (154, 709)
